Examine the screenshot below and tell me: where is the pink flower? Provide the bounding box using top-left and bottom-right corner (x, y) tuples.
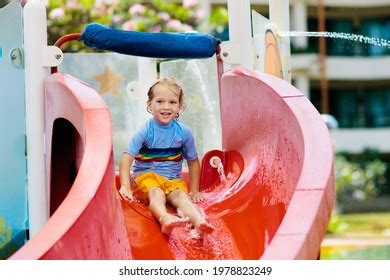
(129, 4), (146, 16)
(157, 12), (171, 22)
(112, 15), (123, 23)
(91, 6), (107, 17)
(49, 8), (65, 20)
(167, 19), (182, 30)
(183, 0), (198, 9)
(180, 24), (194, 32)
(122, 20), (136, 31)
(66, 0), (80, 10)
(151, 25), (162, 32)
(94, 0), (118, 7)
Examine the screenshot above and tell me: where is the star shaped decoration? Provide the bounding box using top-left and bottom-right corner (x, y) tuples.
(94, 66), (124, 95)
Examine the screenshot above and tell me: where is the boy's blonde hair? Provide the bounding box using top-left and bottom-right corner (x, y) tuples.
(147, 77), (184, 105)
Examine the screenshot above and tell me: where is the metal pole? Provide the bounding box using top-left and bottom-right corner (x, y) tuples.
(318, 0), (329, 113)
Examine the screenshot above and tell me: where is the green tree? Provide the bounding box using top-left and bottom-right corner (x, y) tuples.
(46, 0), (205, 52)
(335, 149), (388, 204)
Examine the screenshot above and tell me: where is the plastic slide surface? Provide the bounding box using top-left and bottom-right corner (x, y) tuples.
(11, 69), (334, 259)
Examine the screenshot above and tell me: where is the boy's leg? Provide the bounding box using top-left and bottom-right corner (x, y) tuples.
(147, 187), (189, 234)
(167, 189), (214, 234)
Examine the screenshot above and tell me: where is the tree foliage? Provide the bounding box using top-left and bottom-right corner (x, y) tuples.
(335, 149), (388, 203)
(44, 0), (216, 52)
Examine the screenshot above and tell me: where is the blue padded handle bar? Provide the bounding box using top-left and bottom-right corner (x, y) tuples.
(80, 23), (220, 59)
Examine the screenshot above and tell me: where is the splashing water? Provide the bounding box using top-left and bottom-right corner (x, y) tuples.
(182, 60), (222, 155)
(167, 219), (239, 260)
(217, 162), (227, 183)
(160, 59), (222, 157)
(278, 31), (390, 49)
(210, 156), (227, 183)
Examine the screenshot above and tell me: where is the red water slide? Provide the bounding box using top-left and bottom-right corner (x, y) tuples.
(11, 68), (334, 259)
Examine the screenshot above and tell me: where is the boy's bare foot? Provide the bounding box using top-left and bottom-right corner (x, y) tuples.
(196, 222), (215, 235)
(119, 185), (134, 202)
(160, 215), (189, 234)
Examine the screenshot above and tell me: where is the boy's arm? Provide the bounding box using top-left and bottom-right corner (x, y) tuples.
(187, 158), (204, 202)
(119, 153), (135, 201)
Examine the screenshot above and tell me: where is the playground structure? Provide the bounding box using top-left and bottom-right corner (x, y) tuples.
(1, 0), (334, 259)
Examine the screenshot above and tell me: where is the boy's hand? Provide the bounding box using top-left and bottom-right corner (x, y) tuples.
(190, 191), (205, 203)
(119, 185), (135, 201)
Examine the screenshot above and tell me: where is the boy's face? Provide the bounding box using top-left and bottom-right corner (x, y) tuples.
(147, 84), (182, 125)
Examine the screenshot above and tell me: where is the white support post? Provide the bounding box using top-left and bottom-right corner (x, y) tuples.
(270, 0), (291, 82)
(291, 0), (308, 49)
(224, 0), (254, 69)
(137, 57), (157, 98)
(23, 0), (49, 237)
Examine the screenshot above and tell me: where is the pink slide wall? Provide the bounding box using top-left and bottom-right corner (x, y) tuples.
(218, 69), (334, 259)
(11, 73), (131, 259)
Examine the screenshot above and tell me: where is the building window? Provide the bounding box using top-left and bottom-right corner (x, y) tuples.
(327, 18), (355, 56)
(306, 16), (390, 57)
(306, 18), (356, 56)
(305, 18), (320, 54)
(330, 89), (362, 128)
(310, 86), (390, 128)
(359, 17), (390, 57)
(364, 89), (390, 127)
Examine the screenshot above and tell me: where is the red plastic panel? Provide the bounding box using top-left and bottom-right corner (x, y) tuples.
(11, 73), (131, 259)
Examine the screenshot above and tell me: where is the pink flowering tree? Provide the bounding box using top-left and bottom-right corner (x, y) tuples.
(46, 0), (212, 52)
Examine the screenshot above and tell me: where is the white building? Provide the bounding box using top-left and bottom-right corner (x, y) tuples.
(208, 0), (390, 154)
(291, 0), (390, 154)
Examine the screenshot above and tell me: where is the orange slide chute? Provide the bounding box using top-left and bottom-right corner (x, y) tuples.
(11, 69), (334, 259)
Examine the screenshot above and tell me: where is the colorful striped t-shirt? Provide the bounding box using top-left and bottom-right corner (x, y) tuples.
(125, 118), (197, 179)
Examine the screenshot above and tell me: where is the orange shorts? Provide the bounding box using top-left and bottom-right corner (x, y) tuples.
(132, 172), (188, 201)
